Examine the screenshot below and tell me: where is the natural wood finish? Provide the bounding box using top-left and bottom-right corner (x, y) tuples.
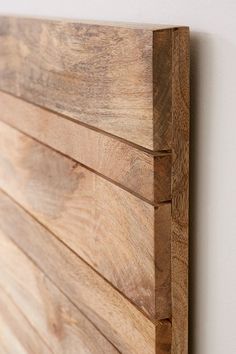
(153, 29), (172, 149)
(0, 192), (172, 354)
(171, 28), (190, 354)
(0, 230), (120, 354)
(0, 17), (189, 354)
(0, 285), (52, 354)
(0, 91), (171, 204)
(0, 16), (186, 150)
(0, 121), (171, 319)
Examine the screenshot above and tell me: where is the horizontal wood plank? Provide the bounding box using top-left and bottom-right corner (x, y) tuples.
(0, 230), (120, 354)
(0, 287), (52, 354)
(0, 317), (25, 354)
(0, 91), (171, 204)
(0, 121), (171, 319)
(0, 16), (184, 150)
(0, 192), (172, 354)
(0, 17), (190, 353)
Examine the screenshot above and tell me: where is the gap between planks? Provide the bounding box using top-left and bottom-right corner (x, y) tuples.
(0, 118), (171, 207)
(0, 235), (122, 354)
(0, 89), (172, 157)
(0, 187), (170, 327)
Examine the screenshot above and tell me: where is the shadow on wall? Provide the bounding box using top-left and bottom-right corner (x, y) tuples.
(188, 30), (236, 353)
(189, 31), (200, 354)
(189, 23), (236, 352)
(189, 31), (215, 354)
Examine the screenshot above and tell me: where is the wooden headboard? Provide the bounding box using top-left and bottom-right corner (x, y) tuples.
(0, 17), (189, 354)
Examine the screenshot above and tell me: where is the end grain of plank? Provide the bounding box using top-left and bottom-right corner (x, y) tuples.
(171, 27), (190, 354)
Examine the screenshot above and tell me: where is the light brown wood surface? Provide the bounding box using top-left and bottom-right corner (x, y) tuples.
(0, 191), (172, 354)
(0, 16), (186, 150)
(0, 91), (171, 204)
(0, 285), (52, 354)
(0, 121), (171, 319)
(0, 17), (189, 354)
(0, 230), (120, 354)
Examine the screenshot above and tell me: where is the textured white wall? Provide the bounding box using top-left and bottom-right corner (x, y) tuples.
(0, 1), (236, 353)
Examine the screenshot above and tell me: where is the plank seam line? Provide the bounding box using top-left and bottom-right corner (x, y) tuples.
(0, 188), (166, 325)
(0, 119), (171, 207)
(0, 285), (54, 354)
(0, 88), (172, 156)
(0, 229), (122, 354)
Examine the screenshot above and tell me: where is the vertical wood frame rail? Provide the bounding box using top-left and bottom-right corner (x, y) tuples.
(0, 16), (189, 354)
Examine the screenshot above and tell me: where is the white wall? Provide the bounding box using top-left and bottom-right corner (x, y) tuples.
(0, 1), (236, 353)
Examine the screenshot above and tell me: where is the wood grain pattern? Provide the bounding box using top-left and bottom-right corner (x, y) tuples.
(0, 191), (172, 354)
(0, 91), (171, 204)
(0, 17), (189, 354)
(0, 230), (120, 354)
(0, 16), (186, 150)
(153, 29), (172, 149)
(0, 285), (52, 354)
(171, 28), (190, 354)
(0, 121), (171, 320)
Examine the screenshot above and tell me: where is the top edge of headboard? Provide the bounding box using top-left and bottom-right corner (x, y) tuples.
(0, 14), (188, 31)
(0, 15), (189, 151)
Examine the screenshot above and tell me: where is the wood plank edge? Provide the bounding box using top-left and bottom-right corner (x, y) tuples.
(0, 117), (171, 206)
(0, 89), (169, 157)
(156, 319), (172, 354)
(2, 228), (172, 354)
(0, 15), (186, 31)
(171, 27), (190, 354)
(0, 187), (168, 325)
